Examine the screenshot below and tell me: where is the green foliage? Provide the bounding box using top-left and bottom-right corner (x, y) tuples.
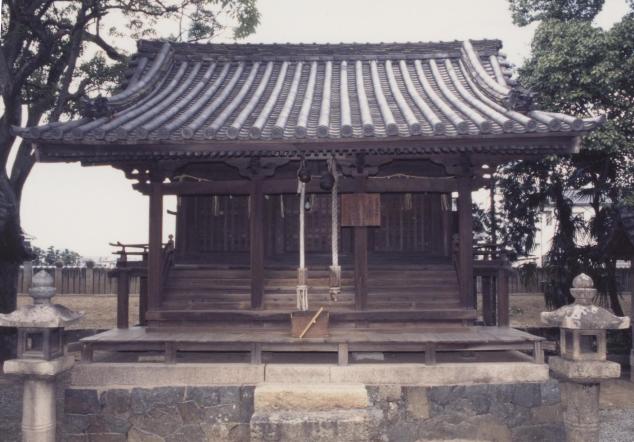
(31, 246), (82, 266)
(0, 0), (260, 313)
(500, 2), (634, 313)
(509, 0), (605, 26)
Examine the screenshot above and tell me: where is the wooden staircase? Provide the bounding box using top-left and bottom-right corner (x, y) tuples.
(367, 264), (462, 310)
(162, 266), (355, 310)
(153, 262), (474, 326)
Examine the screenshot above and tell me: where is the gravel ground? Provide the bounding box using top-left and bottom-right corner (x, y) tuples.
(17, 293), (139, 330)
(600, 408), (634, 442)
(18, 292), (631, 329)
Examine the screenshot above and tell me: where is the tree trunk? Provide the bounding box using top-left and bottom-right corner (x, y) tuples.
(0, 261), (19, 313)
(0, 171), (28, 314)
(606, 259), (624, 317)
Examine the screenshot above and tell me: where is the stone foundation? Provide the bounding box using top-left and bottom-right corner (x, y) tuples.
(63, 386), (254, 441)
(367, 381), (565, 442)
(60, 378), (564, 441)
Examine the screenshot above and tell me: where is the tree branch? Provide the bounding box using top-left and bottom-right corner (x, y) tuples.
(49, 3), (87, 122)
(84, 32), (126, 61)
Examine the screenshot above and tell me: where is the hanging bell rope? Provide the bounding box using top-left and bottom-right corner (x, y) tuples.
(328, 156), (341, 300)
(297, 179), (308, 311)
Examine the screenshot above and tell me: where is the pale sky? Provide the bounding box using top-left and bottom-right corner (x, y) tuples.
(16, 0), (631, 260)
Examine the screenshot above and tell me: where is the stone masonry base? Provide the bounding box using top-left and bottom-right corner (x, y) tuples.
(62, 380), (564, 441)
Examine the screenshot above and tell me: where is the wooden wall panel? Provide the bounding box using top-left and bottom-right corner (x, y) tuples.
(178, 195), (250, 254)
(341, 194), (381, 227)
(371, 193), (445, 254)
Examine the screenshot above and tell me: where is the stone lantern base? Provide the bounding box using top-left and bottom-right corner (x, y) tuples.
(549, 356), (621, 384)
(549, 356), (621, 442)
(3, 355), (74, 442)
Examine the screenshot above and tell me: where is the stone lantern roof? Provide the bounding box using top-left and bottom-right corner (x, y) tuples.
(0, 270), (83, 328)
(541, 273), (630, 330)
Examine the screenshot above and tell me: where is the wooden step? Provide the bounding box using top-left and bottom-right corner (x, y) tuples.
(147, 308), (476, 323)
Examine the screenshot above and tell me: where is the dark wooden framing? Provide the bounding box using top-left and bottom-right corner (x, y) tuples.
(86, 141), (580, 332)
(250, 178), (265, 308)
(147, 180), (163, 311)
(457, 173), (474, 309)
(79, 326), (546, 365)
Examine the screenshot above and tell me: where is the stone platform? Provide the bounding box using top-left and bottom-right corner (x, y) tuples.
(51, 358), (562, 441)
(5, 363), (634, 441)
(69, 359), (550, 388)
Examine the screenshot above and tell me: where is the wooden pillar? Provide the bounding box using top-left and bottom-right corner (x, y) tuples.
(250, 179), (265, 308)
(490, 178), (497, 259)
(116, 268), (130, 329)
(354, 177), (368, 310)
(147, 181), (163, 311)
(630, 258), (634, 381)
(481, 275), (496, 325)
(139, 275), (148, 326)
(497, 260), (510, 326)
(457, 174), (474, 309)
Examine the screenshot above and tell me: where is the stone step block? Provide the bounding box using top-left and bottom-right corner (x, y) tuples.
(254, 383), (368, 412)
(250, 408), (383, 442)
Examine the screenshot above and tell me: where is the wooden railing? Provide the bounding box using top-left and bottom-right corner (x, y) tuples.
(451, 237), (511, 327)
(161, 235), (175, 290)
(472, 242), (512, 326)
(111, 236), (174, 329)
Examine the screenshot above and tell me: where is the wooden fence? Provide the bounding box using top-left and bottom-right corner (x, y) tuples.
(507, 267), (632, 294)
(18, 263), (633, 296)
(18, 265), (141, 295)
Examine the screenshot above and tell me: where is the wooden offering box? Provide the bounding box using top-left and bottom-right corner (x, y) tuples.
(291, 309), (330, 338)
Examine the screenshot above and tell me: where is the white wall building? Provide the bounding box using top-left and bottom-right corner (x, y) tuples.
(531, 191), (595, 267)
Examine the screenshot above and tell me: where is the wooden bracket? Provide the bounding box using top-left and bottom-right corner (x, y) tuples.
(338, 154), (393, 177)
(226, 157), (289, 179)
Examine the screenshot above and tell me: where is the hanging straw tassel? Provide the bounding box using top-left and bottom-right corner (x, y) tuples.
(328, 156), (341, 300)
(297, 180), (308, 311)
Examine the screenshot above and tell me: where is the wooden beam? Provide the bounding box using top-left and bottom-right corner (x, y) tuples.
(457, 174), (474, 310)
(135, 176), (458, 195)
(40, 132), (579, 160)
(145, 308), (478, 323)
(147, 181), (163, 310)
(250, 179), (265, 308)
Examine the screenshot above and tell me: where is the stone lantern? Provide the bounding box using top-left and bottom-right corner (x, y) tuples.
(541, 273), (630, 442)
(0, 270), (83, 442)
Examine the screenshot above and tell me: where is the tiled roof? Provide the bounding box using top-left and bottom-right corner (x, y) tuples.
(16, 39), (603, 145)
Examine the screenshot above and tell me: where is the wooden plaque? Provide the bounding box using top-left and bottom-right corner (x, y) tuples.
(341, 193), (381, 226)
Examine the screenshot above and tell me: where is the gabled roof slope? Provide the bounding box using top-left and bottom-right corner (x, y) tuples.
(16, 39), (603, 147)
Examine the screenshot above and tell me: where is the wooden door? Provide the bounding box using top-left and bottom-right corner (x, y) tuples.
(178, 195), (250, 255)
(371, 193), (445, 255)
